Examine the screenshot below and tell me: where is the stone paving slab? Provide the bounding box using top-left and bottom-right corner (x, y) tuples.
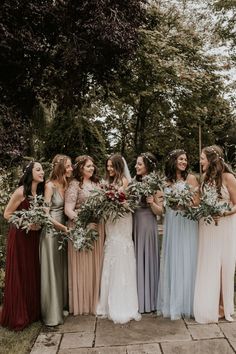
(219, 322), (236, 351)
(58, 343), (162, 354)
(30, 333), (62, 354)
(161, 338), (235, 354)
(58, 347), (126, 354)
(30, 314), (236, 354)
(60, 332), (94, 349)
(95, 315), (191, 347)
(126, 343), (162, 353)
(56, 315), (96, 334)
(219, 321), (236, 339)
(187, 323), (224, 340)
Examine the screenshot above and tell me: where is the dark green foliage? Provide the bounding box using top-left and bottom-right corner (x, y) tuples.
(0, 0), (145, 163)
(43, 109), (107, 166)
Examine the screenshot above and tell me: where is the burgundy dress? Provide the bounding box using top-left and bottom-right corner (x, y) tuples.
(0, 199), (41, 331)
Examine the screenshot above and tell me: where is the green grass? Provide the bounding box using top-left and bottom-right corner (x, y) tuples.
(0, 321), (42, 354)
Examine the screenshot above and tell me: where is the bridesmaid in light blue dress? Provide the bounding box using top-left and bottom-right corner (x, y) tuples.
(157, 149), (199, 320)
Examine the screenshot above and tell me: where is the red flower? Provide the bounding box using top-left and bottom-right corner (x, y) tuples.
(106, 191), (115, 200)
(118, 192), (126, 203)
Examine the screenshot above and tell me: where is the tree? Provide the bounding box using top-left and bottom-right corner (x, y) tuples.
(0, 0), (145, 163)
(43, 107), (107, 167)
(100, 5), (235, 167)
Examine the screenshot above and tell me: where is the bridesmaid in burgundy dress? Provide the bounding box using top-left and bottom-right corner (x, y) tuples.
(0, 161), (45, 331)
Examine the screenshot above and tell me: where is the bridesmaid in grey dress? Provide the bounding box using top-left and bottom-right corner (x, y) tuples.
(133, 152), (163, 313)
(40, 154), (73, 326)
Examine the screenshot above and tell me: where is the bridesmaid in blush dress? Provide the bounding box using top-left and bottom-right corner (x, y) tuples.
(133, 152), (163, 314)
(194, 145), (236, 323)
(157, 149), (199, 320)
(64, 155), (105, 315)
(0, 161), (45, 331)
(40, 154), (73, 326)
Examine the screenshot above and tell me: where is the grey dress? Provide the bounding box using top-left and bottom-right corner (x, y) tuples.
(133, 197), (160, 313)
(40, 186), (68, 325)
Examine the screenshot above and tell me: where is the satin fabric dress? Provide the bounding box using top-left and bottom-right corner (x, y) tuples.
(133, 197), (160, 313)
(40, 186), (68, 325)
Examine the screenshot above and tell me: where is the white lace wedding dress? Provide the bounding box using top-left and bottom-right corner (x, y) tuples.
(97, 213), (141, 323)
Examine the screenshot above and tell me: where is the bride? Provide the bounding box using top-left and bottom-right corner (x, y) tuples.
(96, 154), (141, 323)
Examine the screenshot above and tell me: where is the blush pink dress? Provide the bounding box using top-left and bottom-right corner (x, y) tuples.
(194, 185), (236, 323)
(65, 179), (105, 315)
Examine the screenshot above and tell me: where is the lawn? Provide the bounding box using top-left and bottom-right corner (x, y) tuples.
(0, 321), (42, 354)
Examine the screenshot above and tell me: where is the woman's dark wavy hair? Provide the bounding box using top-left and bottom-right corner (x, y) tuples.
(19, 161), (45, 197)
(136, 152), (157, 182)
(202, 145), (234, 196)
(165, 149), (189, 183)
(106, 154), (125, 185)
(73, 155), (99, 187)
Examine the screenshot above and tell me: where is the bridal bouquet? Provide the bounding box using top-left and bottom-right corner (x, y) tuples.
(79, 182), (135, 224)
(127, 172), (165, 204)
(188, 184), (231, 225)
(9, 195), (53, 232)
(58, 217), (99, 251)
(164, 181), (197, 213)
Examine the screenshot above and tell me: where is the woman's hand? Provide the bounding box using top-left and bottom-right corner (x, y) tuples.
(146, 196), (154, 205)
(63, 225), (69, 234)
(212, 215), (221, 226)
(87, 222), (98, 231)
(29, 224), (41, 231)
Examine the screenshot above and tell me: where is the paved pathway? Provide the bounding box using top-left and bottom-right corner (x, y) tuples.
(30, 314), (236, 354)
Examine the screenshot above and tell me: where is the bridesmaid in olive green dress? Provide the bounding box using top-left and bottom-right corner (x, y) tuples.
(40, 154), (73, 326)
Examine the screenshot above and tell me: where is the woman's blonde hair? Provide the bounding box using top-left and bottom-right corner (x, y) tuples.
(50, 154), (71, 188)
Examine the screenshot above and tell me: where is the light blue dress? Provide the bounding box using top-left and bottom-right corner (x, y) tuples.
(157, 181), (198, 320)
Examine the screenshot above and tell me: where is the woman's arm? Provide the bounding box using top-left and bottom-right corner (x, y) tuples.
(223, 173), (236, 216)
(186, 173), (200, 206)
(4, 186), (24, 220)
(147, 190), (163, 216)
(64, 180), (78, 220)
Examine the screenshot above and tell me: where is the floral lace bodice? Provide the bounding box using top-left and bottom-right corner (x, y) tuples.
(64, 179), (97, 220)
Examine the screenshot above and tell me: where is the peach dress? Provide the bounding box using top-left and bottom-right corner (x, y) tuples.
(194, 185), (236, 323)
(65, 179), (105, 315)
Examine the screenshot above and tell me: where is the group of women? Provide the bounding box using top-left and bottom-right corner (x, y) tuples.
(1, 145), (236, 331)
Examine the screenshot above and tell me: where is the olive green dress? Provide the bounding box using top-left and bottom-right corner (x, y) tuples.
(40, 186), (68, 326)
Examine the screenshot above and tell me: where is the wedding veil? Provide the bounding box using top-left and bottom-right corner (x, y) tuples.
(122, 157), (132, 183)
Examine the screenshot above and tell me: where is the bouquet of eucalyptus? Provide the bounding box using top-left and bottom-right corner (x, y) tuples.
(188, 184), (231, 225)
(78, 182), (135, 224)
(9, 195), (53, 232)
(58, 217), (99, 251)
(127, 172), (165, 205)
(164, 181), (197, 213)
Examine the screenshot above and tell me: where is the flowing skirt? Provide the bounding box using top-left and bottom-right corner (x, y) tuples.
(97, 214), (141, 323)
(68, 224), (105, 315)
(133, 207), (159, 313)
(194, 214), (236, 323)
(0, 226), (41, 331)
(157, 208), (198, 320)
